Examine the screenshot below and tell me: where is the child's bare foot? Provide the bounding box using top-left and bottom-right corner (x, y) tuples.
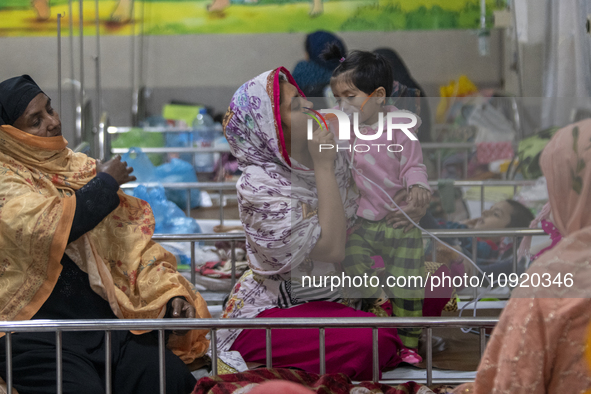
(32, 0), (50, 21)
(400, 348), (422, 364)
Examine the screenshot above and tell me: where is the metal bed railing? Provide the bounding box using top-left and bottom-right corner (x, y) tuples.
(120, 182), (237, 219)
(120, 179), (536, 223)
(104, 129), (478, 179)
(154, 228), (546, 300)
(1, 317), (498, 393)
(421, 142), (475, 180)
(427, 179), (536, 213)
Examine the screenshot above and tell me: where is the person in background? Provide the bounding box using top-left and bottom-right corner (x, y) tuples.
(517, 201), (563, 264)
(373, 48), (432, 142)
(418, 200), (534, 277)
(292, 31), (346, 98)
(0, 75), (210, 394)
(452, 120), (591, 394)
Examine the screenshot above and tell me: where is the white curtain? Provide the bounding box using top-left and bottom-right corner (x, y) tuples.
(541, 0), (591, 127)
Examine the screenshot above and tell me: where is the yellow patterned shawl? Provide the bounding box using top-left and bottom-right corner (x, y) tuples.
(0, 125), (210, 363)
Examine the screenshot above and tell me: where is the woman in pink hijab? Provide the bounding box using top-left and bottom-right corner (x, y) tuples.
(454, 119), (591, 393)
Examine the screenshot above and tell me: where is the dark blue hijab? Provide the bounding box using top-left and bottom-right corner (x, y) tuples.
(0, 75), (44, 125)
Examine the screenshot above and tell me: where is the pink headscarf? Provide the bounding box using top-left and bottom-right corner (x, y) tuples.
(541, 119), (591, 236)
(516, 118), (591, 298)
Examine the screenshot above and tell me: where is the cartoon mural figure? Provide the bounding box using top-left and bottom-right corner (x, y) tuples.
(30, 0), (133, 22)
(31, 0), (50, 20)
(207, 0), (324, 16)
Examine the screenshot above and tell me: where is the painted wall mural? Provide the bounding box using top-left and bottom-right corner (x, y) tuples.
(0, 0), (506, 37)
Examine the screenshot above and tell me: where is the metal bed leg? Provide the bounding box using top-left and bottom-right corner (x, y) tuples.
(512, 237), (518, 275)
(186, 189), (191, 216)
(479, 327), (486, 358)
(190, 241), (196, 286)
(266, 329), (272, 369)
(219, 187), (224, 226)
(57, 14), (62, 115)
(159, 329), (166, 394)
(372, 327), (379, 382)
(480, 187), (485, 215)
(426, 327), (432, 386)
(5, 332), (12, 394)
(56, 331), (63, 394)
(319, 328), (326, 375)
(231, 240), (236, 289)
(211, 329), (218, 376)
(472, 237), (478, 299)
(105, 331), (112, 394)
(431, 240), (436, 262)
(463, 150), (469, 179)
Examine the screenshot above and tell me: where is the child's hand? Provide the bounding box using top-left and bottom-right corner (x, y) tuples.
(407, 186), (431, 208)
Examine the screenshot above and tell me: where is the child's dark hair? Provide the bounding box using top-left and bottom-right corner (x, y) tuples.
(506, 200), (535, 228)
(321, 44), (393, 97)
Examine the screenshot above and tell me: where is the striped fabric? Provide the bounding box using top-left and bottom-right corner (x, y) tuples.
(342, 219), (425, 348)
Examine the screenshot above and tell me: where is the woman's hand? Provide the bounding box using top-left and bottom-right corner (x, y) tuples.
(96, 155), (136, 186)
(307, 125), (336, 168)
(167, 297), (196, 336)
(385, 189), (427, 232)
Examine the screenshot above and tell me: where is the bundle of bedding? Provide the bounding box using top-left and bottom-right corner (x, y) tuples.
(193, 368), (456, 394)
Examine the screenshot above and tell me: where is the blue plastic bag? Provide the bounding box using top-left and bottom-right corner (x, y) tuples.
(154, 158), (201, 209)
(165, 132), (194, 163)
(121, 148), (200, 210)
(132, 185), (201, 234)
(132, 185), (201, 266)
(121, 147), (156, 183)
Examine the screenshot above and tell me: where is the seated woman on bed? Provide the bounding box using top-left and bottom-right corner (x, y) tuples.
(0, 75), (211, 394)
(215, 67), (428, 380)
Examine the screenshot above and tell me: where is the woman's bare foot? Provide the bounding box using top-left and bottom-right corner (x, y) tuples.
(32, 0), (50, 21)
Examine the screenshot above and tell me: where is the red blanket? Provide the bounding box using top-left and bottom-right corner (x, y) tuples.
(194, 368), (454, 394)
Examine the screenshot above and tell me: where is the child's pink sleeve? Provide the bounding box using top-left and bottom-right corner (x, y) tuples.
(398, 135), (430, 192)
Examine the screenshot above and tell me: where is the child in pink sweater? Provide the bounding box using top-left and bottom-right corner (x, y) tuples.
(324, 47), (431, 359)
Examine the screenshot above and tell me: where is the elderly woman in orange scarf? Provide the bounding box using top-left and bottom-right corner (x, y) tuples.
(453, 120), (591, 393)
(0, 75), (210, 394)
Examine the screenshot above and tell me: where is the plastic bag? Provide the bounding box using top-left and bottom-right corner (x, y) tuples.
(121, 148), (200, 210)
(121, 147), (156, 183)
(132, 185), (201, 234)
(132, 185), (202, 267)
(515, 177), (549, 212)
(516, 127), (559, 179)
(154, 158), (201, 209)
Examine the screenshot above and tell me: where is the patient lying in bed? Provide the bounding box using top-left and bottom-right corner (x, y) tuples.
(423, 199), (535, 277)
